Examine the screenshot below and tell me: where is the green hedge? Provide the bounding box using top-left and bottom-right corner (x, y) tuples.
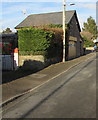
(18, 28), (54, 56)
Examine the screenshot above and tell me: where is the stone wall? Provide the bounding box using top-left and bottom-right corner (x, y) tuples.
(19, 55), (45, 71)
(19, 55), (62, 70)
(19, 55), (45, 66)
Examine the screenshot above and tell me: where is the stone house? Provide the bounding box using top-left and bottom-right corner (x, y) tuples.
(15, 10), (84, 61)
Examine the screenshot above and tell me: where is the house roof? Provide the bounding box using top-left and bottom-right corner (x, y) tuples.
(15, 10), (81, 31)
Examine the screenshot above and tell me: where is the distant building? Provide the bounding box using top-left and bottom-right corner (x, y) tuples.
(0, 33), (18, 70)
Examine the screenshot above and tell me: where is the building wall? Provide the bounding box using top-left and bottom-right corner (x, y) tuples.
(68, 14), (82, 59)
(80, 41), (84, 56)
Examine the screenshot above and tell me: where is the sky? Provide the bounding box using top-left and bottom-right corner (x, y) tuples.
(0, 0), (97, 32)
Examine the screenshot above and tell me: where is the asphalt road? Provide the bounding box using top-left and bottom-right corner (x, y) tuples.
(2, 55), (96, 118)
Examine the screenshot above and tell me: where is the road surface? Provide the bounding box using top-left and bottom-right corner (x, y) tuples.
(2, 55), (96, 118)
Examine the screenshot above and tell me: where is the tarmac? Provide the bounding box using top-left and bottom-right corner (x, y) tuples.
(1, 52), (96, 106)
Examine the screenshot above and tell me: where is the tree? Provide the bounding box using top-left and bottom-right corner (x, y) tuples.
(2, 28), (12, 33)
(82, 16), (97, 40)
(82, 35), (94, 47)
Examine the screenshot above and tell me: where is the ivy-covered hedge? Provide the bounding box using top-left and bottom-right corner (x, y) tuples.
(18, 28), (54, 56)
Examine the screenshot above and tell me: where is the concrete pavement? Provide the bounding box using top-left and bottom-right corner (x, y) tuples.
(1, 52), (96, 106)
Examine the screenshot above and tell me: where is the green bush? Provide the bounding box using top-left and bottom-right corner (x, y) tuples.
(83, 36), (94, 47)
(18, 28), (54, 56)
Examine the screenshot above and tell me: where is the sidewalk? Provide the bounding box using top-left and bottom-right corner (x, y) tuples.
(1, 52), (96, 106)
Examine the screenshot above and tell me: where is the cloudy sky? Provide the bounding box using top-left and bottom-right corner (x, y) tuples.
(0, 0), (97, 32)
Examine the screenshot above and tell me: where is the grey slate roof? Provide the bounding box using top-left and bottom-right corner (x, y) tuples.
(15, 10), (79, 30)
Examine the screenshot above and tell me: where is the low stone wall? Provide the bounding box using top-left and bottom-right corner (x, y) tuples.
(19, 55), (62, 71)
(19, 55), (45, 71)
(19, 55), (45, 66)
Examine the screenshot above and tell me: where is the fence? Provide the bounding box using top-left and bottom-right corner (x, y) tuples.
(2, 55), (14, 70)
